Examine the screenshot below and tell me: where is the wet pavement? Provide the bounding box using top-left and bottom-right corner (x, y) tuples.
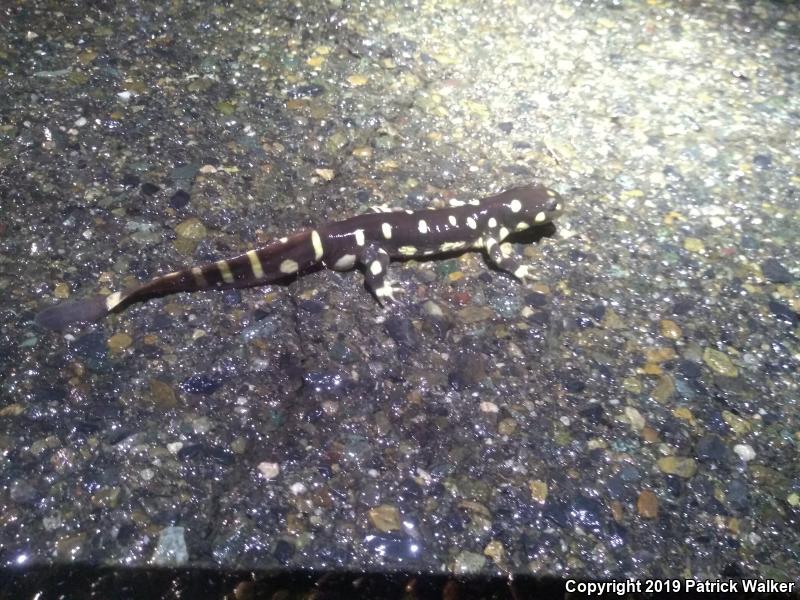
(1, 0), (798, 583)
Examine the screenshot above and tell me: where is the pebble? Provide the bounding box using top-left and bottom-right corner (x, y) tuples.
(483, 540), (506, 564)
(646, 347), (677, 364)
(659, 319), (682, 339)
(528, 480), (548, 504)
(678, 360), (702, 379)
(683, 237), (705, 253)
(752, 153), (772, 170)
(696, 434), (730, 462)
(352, 146), (372, 159)
(457, 305), (494, 323)
(768, 300), (799, 325)
(107, 332), (133, 352)
(722, 410), (751, 436)
(569, 495), (604, 533)
(54, 282), (71, 299)
(479, 401), (498, 413)
(422, 300), (444, 317)
(347, 74), (368, 86)
(761, 258), (793, 283)
(672, 406), (695, 424)
(257, 461), (280, 480)
(151, 526), (188, 566)
(641, 426), (660, 443)
(180, 374), (221, 395)
(169, 189), (190, 210)
(166, 442), (183, 454)
(141, 182), (160, 196)
(650, 375), (675, 403)
(498, 417), (517, 435)
(174, 218), (207, 254)
(733, 443), (756, 462)
(384, 315), (418, 348)
(368, 504), (401, 532)
(624, 406), (646, 432)
(703, 348), (738, 377)
(725, 479), (750, 511)
(148, 379), (178, 408)
(657, 456), (697, 478)
(314, 168), (335, 181)
(307, 54), (325, 68)
(637, 489), (659, 519)
(175, 218), (207, 240)
(452, 550), (486, 574)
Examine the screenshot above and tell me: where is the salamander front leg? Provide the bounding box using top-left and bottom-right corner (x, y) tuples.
(483, 236), (535, 282)
(360, 243), (403, 304)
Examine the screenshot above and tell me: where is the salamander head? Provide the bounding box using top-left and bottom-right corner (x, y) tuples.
(485, 184), (564, 231)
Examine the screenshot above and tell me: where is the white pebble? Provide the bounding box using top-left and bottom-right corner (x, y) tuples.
(257, 461), (280, 480)
(166, 442), (183, 454)
(733, 443), (756, 462)
(480, 401), (499, 414)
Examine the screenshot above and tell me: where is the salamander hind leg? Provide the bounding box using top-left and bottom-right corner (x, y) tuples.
(483, 236), (535, 282)
(360, 243), (403, 305)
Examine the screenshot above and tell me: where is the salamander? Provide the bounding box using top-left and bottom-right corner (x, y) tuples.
(34, 184), (563, 330)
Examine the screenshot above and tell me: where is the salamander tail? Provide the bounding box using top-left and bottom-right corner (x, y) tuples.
(34, 294), (113, 331)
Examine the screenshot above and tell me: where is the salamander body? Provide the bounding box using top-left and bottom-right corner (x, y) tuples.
(35, 184), (563, 330)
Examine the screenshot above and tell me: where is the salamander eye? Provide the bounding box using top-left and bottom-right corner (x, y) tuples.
(544, 190), (563, 214)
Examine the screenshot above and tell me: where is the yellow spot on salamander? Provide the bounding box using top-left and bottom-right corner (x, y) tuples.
(279, 259), (299, 274)
(191, 266), (207, 287)
(333, 254), (356, 270)
(508, 199), (522, 213)
(448, 215), (457, 227)
(354, 229), (365, 246)
(440, 241), (467, 252)
(216, 260), (234, 284)
(311, 230), (324, 261)
(534, 211), (547, 223)
(247, 250), (264, 279)
(466, 217), (477, 229)
(105, 291), (123, 311)
(370, 261), (383, 275)
(418, 220), (429, 234)
(381, 222), (392, 239)
(398, 245), (417, 256)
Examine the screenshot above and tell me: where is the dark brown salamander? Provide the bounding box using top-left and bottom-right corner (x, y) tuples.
(35, 184), (563, 330)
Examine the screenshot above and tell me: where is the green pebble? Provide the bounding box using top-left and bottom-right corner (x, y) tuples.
(703, 348), (738, 377)
(657, 456), (697, 478)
